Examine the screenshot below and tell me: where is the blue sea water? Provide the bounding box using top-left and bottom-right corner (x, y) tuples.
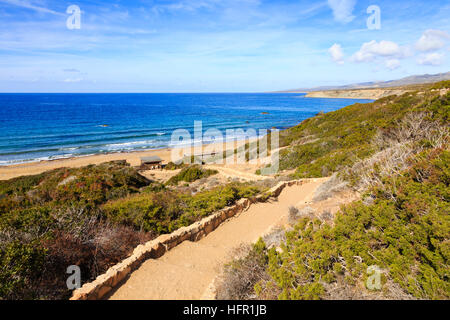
(0, 93), (372, 166)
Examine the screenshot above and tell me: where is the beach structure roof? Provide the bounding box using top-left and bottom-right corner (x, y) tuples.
(141, 156), (162, 164)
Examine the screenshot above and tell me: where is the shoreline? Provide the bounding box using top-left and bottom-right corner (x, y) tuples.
(304, 88), (412, 100)
(0, 93), (370, 181)
(0, 138), (259, 181)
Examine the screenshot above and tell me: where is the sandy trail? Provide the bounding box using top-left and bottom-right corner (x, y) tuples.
(204, 164), (268, 181)
(107, 179), (326, 300)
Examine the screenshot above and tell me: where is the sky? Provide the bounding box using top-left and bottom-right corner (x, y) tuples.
(0, 0), (449, 92)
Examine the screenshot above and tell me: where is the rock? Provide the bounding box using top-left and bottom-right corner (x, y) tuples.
(70, 291), (88, 300)
(96, 285), (112, 299)
(150, 241), (166, 258)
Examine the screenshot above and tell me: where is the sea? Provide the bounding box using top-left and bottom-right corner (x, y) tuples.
(0, 93), (372, 166)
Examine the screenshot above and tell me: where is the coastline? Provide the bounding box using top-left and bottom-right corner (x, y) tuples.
(0, 139), (257, 181)
(304, 88), (412, 100)
(0, 94), (375, 181)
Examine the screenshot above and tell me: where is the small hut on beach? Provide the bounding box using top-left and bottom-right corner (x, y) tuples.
(140, 156), (163, 169)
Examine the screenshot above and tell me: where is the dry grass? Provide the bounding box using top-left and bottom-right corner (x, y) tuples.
(347, 112), (449, 192)
(262, 227), (286, 249)
(215, 244), (270, 300)
(1, 205), (154, 299)
(288, 205), (317, 224)
(322, 278), (417, 300)
(312, 173), (348, 202)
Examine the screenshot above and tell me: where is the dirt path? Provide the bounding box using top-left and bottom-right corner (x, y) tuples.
(107, 178), (326, 300)
(204, 164), (268, 181)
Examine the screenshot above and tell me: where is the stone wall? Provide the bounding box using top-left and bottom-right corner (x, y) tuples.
(70, 179), (306, 300)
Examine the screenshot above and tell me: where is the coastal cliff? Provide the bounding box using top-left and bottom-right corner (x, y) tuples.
(305, 88), (412, 100)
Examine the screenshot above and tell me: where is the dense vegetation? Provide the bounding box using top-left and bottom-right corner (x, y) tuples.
(0, 161), (261, 299)
(0, 161), (152, 299)
(104, 182), (261, 234)
(219, 81), (449, 300)
(257, 148), (449, 300)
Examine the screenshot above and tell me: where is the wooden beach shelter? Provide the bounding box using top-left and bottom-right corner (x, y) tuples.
(140, 156), (163, 169)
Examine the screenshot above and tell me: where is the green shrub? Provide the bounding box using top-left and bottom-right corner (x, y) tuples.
(257, 147), (449, 300)
(164, 162), (187, 170)
(0, 161), (151, 212)
(103, 191), (183, 233)
(103, 183), (262, 234)
(166, 165), (218, 185)
(0, 241), (46, 299)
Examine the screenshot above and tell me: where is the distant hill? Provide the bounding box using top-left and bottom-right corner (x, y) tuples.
(278, 71), (450, 93)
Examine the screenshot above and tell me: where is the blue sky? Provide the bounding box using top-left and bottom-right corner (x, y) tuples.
(0, 0), (449, 92)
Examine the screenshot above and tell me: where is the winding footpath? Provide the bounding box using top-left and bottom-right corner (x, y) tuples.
(107, 178), (327, 300)
(204, 164), (270, 181)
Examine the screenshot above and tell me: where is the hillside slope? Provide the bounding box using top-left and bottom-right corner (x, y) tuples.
(219, 81), (450, 300)
(304, 87), (413, 100)
(0, 160), (265, 299)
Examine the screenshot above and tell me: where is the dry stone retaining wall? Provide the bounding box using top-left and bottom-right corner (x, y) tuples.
(70, 179), (306, 300)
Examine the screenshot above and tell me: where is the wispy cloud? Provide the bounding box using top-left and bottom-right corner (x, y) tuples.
(0, 0), (449, 92)
(415, 29), (450, 52)
(417, 52), (445, 66)
(385, 59), (400, 70)
(0, 0), (63, 16)
(328, 43), (344, 64)
(327, 0), (356, 23)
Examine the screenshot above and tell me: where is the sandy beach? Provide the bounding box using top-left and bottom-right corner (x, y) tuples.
(0, 138), (262, 181)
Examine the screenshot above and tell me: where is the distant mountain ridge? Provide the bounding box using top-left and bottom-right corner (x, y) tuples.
(278, 72), (450, 93)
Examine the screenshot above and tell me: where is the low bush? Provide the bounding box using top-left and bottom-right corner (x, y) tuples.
(0, 161), (153, 300)
(103, 183), (263, 234)
(164, 162), (186, 170)
(254, 147), (449, 300)
(166, 165), (218, 185)
(216, 239), (270, 300)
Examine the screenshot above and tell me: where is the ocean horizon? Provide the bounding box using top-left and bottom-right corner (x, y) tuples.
(0, 93), (372, 166)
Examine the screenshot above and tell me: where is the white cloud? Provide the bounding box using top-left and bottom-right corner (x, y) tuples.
(417, 52), (445, 66)
(385, 59), (400, 70)
(351, 40), (406, 62)
(328, 43), (344, 64)
(0, 0), (63, 16)
(416, 29), (450, 52)
(327, 0), (356, 23)
(152, 0), (261, 14)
